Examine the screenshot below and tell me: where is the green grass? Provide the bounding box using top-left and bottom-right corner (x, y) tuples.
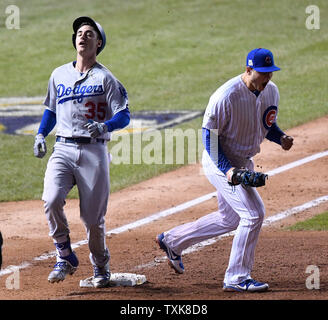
(108, 116), (204, 194)
(0, 0), (328, 201)
(288, 212), (328, 231)
(0, 0), (328, 127)
(0, 116), (204, 201)
(0, 134), (52, 201)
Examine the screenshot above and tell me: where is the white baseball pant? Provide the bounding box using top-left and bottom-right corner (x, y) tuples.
(163, 150), (265, 285)
(42, 141), (110, 267)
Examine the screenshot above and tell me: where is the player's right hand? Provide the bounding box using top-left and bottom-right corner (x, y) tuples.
(34, 134), (47, 158)
(280, 134), (294, 151)
(226, 167), (237, 185)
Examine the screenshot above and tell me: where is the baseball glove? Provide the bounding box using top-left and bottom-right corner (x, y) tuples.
(228, 168), (268, 188)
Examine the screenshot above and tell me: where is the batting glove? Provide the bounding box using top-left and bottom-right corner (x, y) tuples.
(84, 120), (108, 138)
(34, 134), (47, 158)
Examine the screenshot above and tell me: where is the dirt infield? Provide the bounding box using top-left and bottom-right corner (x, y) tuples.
(0, 115), (327, 301)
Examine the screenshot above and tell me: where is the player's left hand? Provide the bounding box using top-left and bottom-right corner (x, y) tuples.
(280, 135), (294, 150)
(84, 120), (108, 138)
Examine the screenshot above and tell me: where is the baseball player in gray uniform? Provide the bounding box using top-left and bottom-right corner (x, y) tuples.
(34, 16), (130, 288)
(156, 48), (293, 292)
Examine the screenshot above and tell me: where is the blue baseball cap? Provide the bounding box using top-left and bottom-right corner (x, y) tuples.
(246, 48), (280, 72)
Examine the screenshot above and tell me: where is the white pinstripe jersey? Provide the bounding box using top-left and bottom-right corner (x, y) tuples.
(202, 74), (280, 166)
(44, 62), (128, 140)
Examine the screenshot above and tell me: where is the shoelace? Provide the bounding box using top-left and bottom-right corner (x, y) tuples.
(243, 279), (261, 287)
(245, 279), (254, 285)
(54, 261), (68, 270)
(93, 266), (109, 278)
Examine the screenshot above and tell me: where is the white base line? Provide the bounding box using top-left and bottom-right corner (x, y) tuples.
(266, 151), (328, 176)
(106, 150), (328, 236)
(0, 150), (327, 277)
(135, 195), (328, 270)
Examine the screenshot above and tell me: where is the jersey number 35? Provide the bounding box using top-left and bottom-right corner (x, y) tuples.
(85, 101), (107, 120)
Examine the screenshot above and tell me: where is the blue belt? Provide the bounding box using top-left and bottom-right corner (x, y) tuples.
(56, 136), (105, 144)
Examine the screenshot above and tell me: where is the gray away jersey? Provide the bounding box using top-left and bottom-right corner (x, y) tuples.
(44, 61), (129, 140)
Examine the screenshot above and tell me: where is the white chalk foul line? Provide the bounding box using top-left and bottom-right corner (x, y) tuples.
(106, 150), (328, 237)
(266, 151), (328, 177)
(0, 150), (327, 277)
(107, 150), (328, 236)
(134, 194), (328, 271)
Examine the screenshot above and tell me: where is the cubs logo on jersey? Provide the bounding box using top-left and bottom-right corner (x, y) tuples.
(262, 105), (277, 130)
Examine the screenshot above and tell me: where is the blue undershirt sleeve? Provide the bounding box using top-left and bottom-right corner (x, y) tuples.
(202, 127), (232, 175)
(265, 123), (285, 145)
(104, 107), (130, 132)
(38, 109), (57, 137)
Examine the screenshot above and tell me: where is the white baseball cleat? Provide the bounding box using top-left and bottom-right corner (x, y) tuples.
(48, 252), (79, 283)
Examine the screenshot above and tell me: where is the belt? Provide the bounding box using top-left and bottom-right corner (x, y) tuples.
(56, 136), (105, 144)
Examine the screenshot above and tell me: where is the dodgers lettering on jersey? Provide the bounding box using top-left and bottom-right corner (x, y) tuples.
(202, 74), (279, 166)
(44, 62), (128, 140)
(56, 83), (105, 104)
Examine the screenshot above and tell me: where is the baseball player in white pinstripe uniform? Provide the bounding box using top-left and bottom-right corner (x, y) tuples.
(156, 48), (293, 292)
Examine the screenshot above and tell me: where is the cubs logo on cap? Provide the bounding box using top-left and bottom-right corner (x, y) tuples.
(265, 56), (272, 65)
(246, 48), (280, 72)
